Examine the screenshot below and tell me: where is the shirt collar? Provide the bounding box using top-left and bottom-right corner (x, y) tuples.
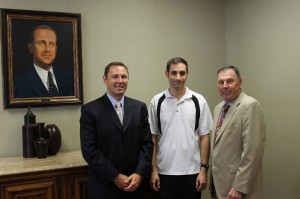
(224, 92), (241, 106)
(33, 64), (55, 89)
(165, 87), (192, 100)
(106, 93), (124, 107)
(34, 64), (54, 73)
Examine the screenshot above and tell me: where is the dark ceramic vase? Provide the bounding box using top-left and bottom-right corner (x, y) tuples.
(33, 138), (49, 159)
(44, 124), (61, 155)
(22, 124), (38, 158)
(22, 107), (38, 158)
(37, 122), (45, 138)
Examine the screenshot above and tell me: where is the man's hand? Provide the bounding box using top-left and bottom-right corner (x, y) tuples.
(228, 188), (243, 199)
(123, 173), (142, 192)
(150, 170), (160, 191)
(113, 174), (130, 190)
(196, 169), (207, 192)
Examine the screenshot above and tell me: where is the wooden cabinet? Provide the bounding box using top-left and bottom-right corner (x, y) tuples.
(0, 151), (157, 199)
(0, 166), (88, 199)
(2, 178), (57, 199)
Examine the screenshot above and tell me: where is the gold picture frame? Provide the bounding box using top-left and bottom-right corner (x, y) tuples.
(1, 8), (83, 108)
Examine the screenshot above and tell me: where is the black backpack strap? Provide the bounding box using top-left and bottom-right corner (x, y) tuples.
(157, 94), (166, 134)
(191, 95), (200, 132)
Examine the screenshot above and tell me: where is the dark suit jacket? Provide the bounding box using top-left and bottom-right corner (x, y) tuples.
(80, 94), (153, 198)
(14, 65), (74, 98)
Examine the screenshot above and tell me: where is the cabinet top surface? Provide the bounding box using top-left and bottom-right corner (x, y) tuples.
(0, 150), (87, 176)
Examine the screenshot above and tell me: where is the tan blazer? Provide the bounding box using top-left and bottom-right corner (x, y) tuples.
(211, 92), (266, 199)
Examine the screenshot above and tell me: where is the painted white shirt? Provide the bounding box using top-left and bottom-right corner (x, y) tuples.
(34, 64), (58, 91)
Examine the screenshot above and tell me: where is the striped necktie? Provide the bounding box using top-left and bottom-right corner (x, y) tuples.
(48, 71), (59, 96)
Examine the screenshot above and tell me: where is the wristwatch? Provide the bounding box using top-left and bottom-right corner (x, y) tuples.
(201, 163), (209, 170)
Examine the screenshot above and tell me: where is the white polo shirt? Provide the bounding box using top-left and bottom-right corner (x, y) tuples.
(148, 87), (212, 175)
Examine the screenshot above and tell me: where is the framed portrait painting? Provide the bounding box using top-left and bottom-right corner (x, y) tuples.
(1, 8), (83, 108)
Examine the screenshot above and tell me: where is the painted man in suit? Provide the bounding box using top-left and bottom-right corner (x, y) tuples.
(80, 62), (153, 199)
(210, 65), (266, 199)
(14, 25), (74, 98)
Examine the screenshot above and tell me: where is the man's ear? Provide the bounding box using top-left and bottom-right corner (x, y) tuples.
(103, 75), (107, 85)
(239, 78), (243, 87)
(165, 70), (169, 78)
(28, 43), (33, 53)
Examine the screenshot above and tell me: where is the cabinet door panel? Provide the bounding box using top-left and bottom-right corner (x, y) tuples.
(74, 175), (89, 199)
(2, 179), (57, 199)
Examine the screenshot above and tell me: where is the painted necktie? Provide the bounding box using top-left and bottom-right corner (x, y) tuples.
(48, 71), (59, 96)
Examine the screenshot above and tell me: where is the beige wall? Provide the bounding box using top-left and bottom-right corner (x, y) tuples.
(2, 0), (299, 199)
(226, 0), (300, 198)
(0, 0), (224, 161)
(0, 2), (223, 199)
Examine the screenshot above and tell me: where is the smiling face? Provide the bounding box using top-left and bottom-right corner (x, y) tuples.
(103, 65), (128, 101)
(217, 68), (242, 102)
(28, 28), (57, 71)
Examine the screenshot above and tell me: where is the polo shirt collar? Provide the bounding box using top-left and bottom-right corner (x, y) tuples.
(165, 87), (193, 100)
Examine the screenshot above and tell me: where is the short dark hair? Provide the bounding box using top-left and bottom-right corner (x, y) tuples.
(166, 57), (188, 72)
(217, 65), (241, 79)
(104, 61), (129, 77)
(29, 25), (57, 43)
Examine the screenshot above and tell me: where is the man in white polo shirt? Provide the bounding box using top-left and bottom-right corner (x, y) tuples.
(148, 57), (213, 199)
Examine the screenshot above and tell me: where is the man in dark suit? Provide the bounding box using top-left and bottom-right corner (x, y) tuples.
(14, 25), (74, 98)
(80, 62), (153, 199)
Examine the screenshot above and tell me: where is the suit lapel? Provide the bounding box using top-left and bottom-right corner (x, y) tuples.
(123, 97), (133, 132)
(214, 93), (244, 144)
(53, 67), (68, 95)
(26, 66), (49, 96)
(53, 67), (64, 93)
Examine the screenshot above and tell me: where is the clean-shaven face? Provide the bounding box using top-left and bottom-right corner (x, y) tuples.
(165, 63), (188, 91)
(217, 68), (242, 102)
(103, 65), (128, 101)
(30, 28), (57, 70)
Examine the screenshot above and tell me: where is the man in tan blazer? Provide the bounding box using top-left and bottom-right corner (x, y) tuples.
(210, 66), (266, 199)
